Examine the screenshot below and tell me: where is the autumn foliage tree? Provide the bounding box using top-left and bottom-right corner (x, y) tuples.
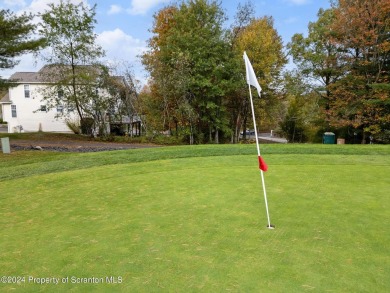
(287, 0), (389, 143)
(142, 6), (180, 134)
(232, 15), (287, 140)
(287, 8), (344, 126)
(143, 0), (232, 143)
(328, 0), (390, 142)
(143, 0), (287, 144)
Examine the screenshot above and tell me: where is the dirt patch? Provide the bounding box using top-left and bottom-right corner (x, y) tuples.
(10, 139), (159, 152)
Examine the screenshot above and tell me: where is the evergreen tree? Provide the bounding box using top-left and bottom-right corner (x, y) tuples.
(0, 9), (45, 89)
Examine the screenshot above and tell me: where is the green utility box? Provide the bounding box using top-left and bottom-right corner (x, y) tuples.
(323, 132), (335, 144)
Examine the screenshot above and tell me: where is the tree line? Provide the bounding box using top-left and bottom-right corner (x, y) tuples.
(1, 0), (389, 143)
(141, 1), (286, 143)
(286, 0), (389, 144)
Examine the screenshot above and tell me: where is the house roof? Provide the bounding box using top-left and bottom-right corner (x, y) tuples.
(8, 65), (67, 83)
(8, 65), (116, 84)
(0, 92), (11, 104)
(9, 71), (42, 83)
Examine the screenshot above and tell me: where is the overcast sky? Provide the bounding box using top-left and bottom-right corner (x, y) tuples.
(1, 0), (331, 84)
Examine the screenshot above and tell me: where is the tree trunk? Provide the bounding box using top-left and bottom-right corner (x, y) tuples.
(242, 115), (247, 141)
(234, 113), (241, 144)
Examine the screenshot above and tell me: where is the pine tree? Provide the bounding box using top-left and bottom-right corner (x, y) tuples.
(0, 9), (45, 89)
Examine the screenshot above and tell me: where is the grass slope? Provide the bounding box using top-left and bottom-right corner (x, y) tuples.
(1, 144), (389, 292)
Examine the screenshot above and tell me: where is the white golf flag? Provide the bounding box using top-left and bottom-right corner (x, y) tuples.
(243, 51), (262, 97)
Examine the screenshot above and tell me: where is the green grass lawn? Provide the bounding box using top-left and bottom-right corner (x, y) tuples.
(1, 144), (389, 292)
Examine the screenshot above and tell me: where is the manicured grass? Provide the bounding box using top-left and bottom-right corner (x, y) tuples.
(1, 144), (389, 292)
(1, 144), (389, 181)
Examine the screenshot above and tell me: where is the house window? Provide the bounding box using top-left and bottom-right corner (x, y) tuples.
(11, 105), (17, 117)
(57, 104), (64, 113)
(40, 105), (47, 112)
(24, 85), (30, 98)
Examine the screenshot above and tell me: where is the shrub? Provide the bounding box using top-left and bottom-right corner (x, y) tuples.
(80, 118), (94, 135)
(66, 119), (81, 134)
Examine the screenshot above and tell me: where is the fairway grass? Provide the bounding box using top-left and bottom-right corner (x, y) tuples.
(1, 144), (389, 292)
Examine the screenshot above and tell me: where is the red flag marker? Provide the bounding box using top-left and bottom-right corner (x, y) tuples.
(258, 156), (268, 172)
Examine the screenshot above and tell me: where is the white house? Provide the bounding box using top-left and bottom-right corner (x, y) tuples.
(0, 67), (78, 133)
(0, 65), (143, 135)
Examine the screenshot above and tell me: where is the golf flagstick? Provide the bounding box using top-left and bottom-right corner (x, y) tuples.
(243, 51), (274, 229)
(247, 84), (273, 229)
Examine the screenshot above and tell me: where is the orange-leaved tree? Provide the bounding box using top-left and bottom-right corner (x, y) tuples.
(328, 0), (390, 142)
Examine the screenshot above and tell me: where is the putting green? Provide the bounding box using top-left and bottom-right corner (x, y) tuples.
(1, 148), (389, 292)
